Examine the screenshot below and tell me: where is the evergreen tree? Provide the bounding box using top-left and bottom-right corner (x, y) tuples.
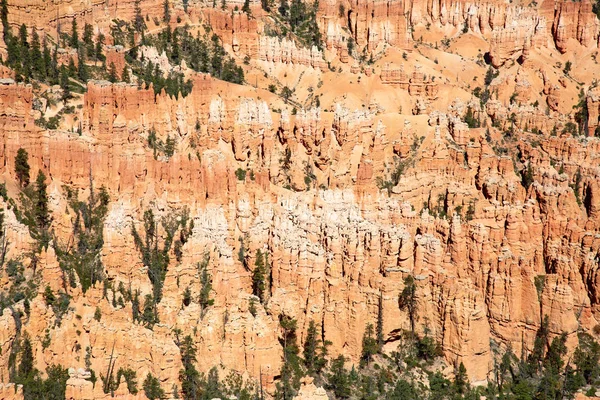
(134, 0), (146, 33)
(386, 379), (419, 400)
(14, 148), (30, 188)
(163, 0), (170, 22)
(303, 320), (329, 375)
(276, 316), (301, 400)
(67, 57), (77, 77)
(18, 23), (28, 49)
(18, 336), (34, 379)
(252, 249), (266, 303)
(522, 162), (534, 190)
(60, 65), (71, 102)
(47, 43), (58, 83)
(242, 0), (251, 14)
(95, 33), (105, 62)
(43, 365), (70, 400)
(54, 183), (109, 293)
(454, 362), (468, 394)
(399, 275), (417, 334)
(108, 62), (118, 83)
(30, 30), (44, 78)
(70, 18), (79, 48)
(143, 373), (165, 400)
(133, 206), (189, 302)
(326, 355), (351, 399)
(179, 335), (201, 400)
(261, 0), (271, 11)
(279, 0), (289, 17)
(361, 323), (378, 367)
(141, 293), (158, 328)
(198, 255), (214, 312)
(131, 290), (141, 322)
(122, 66), (130, 83)
(83, 23), (94, 57)
(376, 293), (384, 350)
(164, 135), (175, 158)
(0, 0), (8, 35)
(526, 315), (550, 376)
(34, 171), (51, 234)
(77, 49), (88, 82)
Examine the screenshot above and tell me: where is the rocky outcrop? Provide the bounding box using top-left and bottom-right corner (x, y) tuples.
(380, 64), (439, 99)
(257, 36), (326, 70)
(552, 0), (600, 53)
(587, 86), (600, 137)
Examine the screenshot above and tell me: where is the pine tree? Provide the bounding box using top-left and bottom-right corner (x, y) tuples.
(122, 66), (130, 83)
(47, 43), (58, 83)
(179, 335), (201, 400)
(18, 336), (34, 379)
(67, 57), (77, 77)
(252, 249), (266, 303)
(163, 0), (170, 22)
(454, 362), (468, 394)
(60, 65), (71, 102)
(34, 171), (51, 232)
(95, 33), (105, 62)
(108, 62), (118, 83)
(242, 0), (251, 14)
(522, 162), (534, 190)
(131, 290), (140, 322)
(134, 0), (146, 33)
(77, 49), (88, 82)
(164, 135), (175, 158)
(70, 18), (79, 48)
(83, 23), (94, 57)
(377, 293), (384, 350)
(18, 23), (28, 48)
(326, 355), (351, 399)
(279, 0), (289, 17)
(198, 255), (214, 313)
(30, 30), (44, 78)
(14, 148), (30, 187)
(0, 0), (8, 35)
(141, 294), (158, 328)
(276, 316), (301, 400)
(303, 320), (329, 375)
(399, 275), (417, 334)
(143, 373), (165, 400)
(360, 323), (378, 367)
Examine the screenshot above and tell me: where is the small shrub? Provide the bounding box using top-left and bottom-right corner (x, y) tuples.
(235, 168), (247, 181)
(94, 306), (102, 322)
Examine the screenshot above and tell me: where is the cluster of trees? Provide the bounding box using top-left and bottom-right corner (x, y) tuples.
(175, 333), (257, 400)
(135, 59), (193, 97)
(262, 0), (322, 49)
(463, 106), (480, 129)
(573, 89), (589, 136)
(54, 182), (110, 293)
(131, 208), (194, 326)
(471, 66), (498, 109)
(252, 249), (271, 304)
(142, 25), (244, 85)
(13, 149), (52, 253)
(9, 335), (69, 400)
(1, 0), (105, 93)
